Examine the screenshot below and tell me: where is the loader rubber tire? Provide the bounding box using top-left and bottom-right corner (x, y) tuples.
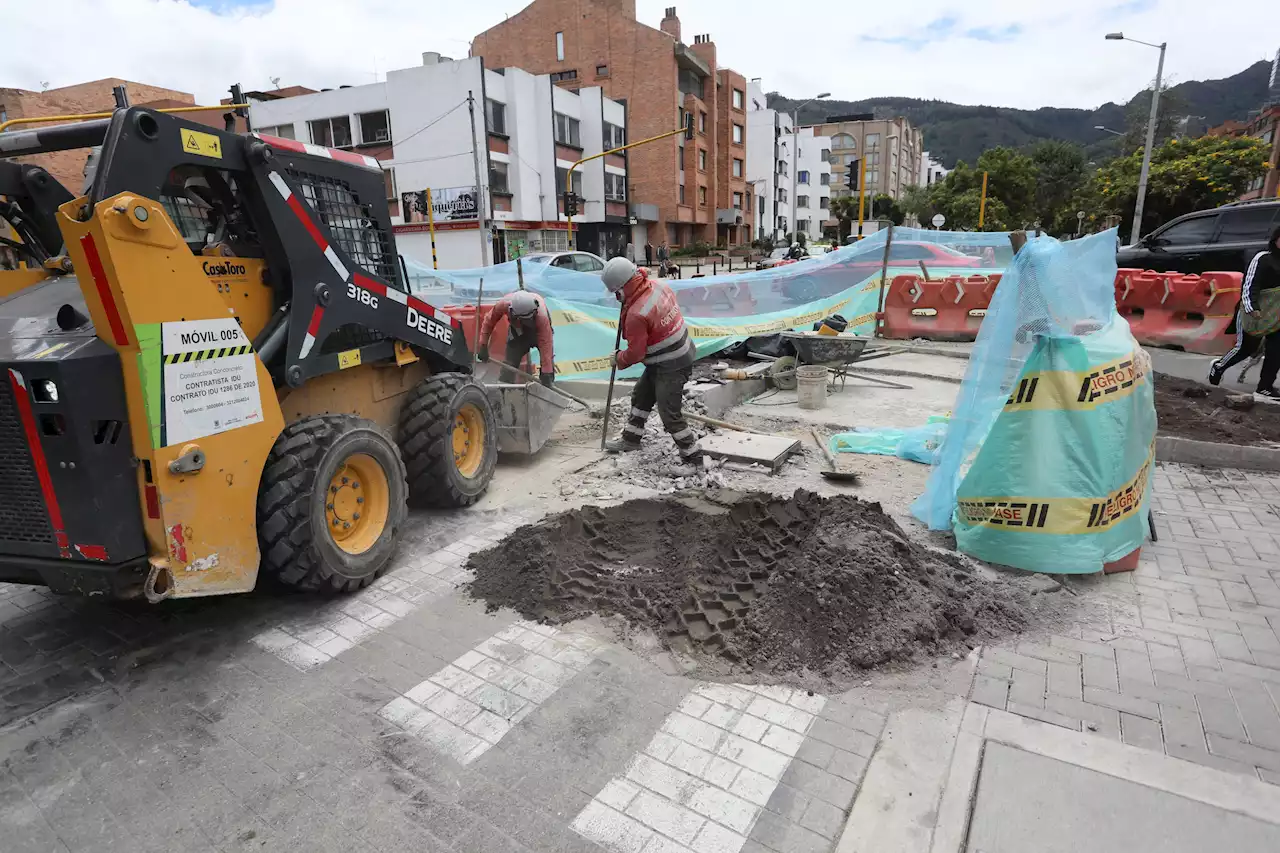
(399, 373), (497, 508)
(257, 414), (408, 593)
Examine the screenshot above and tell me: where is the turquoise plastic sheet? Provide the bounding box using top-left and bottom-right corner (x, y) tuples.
(404, 231), (1006, 379)
(830, 416), (950, 465)
(912, 230), (1155, 573)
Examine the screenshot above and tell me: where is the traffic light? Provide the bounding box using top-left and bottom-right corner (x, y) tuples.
(563, 191), (578, 217)
(847, 159), (860, 191)
(684, 112), (694, 141)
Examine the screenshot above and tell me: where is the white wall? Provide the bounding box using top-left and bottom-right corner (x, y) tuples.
(745, 79), (793, 242)
(251, 83), (389, 142)
(794, 127), (831, 242)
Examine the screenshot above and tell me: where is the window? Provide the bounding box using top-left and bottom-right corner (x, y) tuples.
(258, 123), (296, 140)
(865, 133), (880, 149)
(698, 186), (707, 206)
(699, 111), (707, 133)
(358, 110), (391, 145)
(732, 89), (744, 110)
(556, 31), (565, 61)
(777, 187), (787, 203)
(383, 168), (396, 202)
(679, 184), (686, 204)
(798, 170), (809, 184)
(732, 123), (743, 144)
(733, 191), (744, 208)
(554, 113), (581, 147)
(678, 146), (685, 170)
(796, 195), (809, 208)
(819, 197), (829, 209)
(596, 64), (609, 77)
(831, 133), (855, 149)
(603, 122), (625, 149)
(1154, 215), (1220, 246)
(552, 255), (575, 268)
(889, 244), (933, 261)
(574, 254), (604, 272)
(820, 173), (830, 186)
(550, 70), (578, 82)
(486, 99), (507, 135)
(798, 219), (810, 232)
(555, 167), (583, 196)
(732, 158), (743, 178)
(867, 170), (879, 185)
(308, 116), (352, 148)
(1217, 207), (1278, 243)
(490, 161), (509, 194)
(866, 152), (880, 166)
(605, 172), (627, 201)
(821, 148), (831, 162)
(698, 149), (707, 171)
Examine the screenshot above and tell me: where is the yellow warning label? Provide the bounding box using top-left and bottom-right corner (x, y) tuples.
(181, 129), (223, 159)
(956, 449), (1153, 536)
(337, 349), (362, 370)
(1004, 350), (1151, 412)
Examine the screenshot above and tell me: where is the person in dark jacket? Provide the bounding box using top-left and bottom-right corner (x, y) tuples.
(644, 241), (654, 267)
(599, 258), (701, 465)
(1209, 226), (1280, 402)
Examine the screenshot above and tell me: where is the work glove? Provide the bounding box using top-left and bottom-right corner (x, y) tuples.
(540, 372), (554, 388)
(476, 344), (490, 363)
(609, 351), (619, 367)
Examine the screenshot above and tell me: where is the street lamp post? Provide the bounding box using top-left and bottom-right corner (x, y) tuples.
(1106, 32), (1166, 244)
(790, 93), (830, 245)
(1094, 125), (1124, 137)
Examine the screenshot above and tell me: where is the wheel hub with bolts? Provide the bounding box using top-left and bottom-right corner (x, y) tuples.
(325, 453), (390, 554)
(451, 402), (486, 478)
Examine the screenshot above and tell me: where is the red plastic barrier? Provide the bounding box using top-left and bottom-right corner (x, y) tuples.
(1115, 269), (1241, 355)
(441, 304), (534, 373)
(879, 273), (1001, 341)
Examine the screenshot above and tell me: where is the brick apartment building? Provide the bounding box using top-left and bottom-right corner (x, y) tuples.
(0, 78), (259, 194)
(471, 1), (751, 248)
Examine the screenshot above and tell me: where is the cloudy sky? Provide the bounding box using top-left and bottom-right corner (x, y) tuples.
(2, 0), (1275, 111)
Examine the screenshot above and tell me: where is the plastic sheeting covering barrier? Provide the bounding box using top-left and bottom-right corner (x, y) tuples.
(830, 416), (950, 465)
(402, 229), (1008, 379)
(912, 230), (1156, 573)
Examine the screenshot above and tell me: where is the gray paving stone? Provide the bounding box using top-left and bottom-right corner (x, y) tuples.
(1081, 653), (1119, 692)
(1213, 631), (1256, 664)
(749, 808), (830, 853)
(1207, 733), (1280, 773)
(1047, 661), (1082, 700)
(826, 748), (869, 783)
(799, 797), (846, 839)
(781, 758), (858, 808)
(805, 718), (877, 757)
(1146, 642), (1186, 675)
(1006, 701), (1081, 732)
(1116, 649), (1155, 685)
(794, 737), (836, 770)
(1043, 694), (1120, 738)
(1152, 671), (1232, 700)
(1235, 688), (1280, 752)
(1195, 695), (1248, 740)
(1160, 706), (1207, 750)
(986, 648), (1048, 675)
(1178, 637), (1220, 669)
(1165, 740), (1261, 776)
(1120, 712), (1163, 751)
(764, 782), (811, 823)
(1119, 677), (1197, 711)
(971, 674), (1008, 710)
(1083, 686), (1159, 720)
(1008, 667), (1046, 709)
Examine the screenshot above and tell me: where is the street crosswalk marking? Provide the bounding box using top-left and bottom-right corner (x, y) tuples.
(572, 683), (826, 853)
(377, 621), (603, 764)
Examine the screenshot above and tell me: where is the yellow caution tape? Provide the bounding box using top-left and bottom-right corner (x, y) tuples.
(1004, 350), (1151, 412)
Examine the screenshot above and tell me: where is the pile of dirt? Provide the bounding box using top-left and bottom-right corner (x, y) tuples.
(1155, 372), (1280, 446)
(466, 490), (1029, 679)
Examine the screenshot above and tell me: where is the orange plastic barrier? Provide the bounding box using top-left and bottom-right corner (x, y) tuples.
(441, 304), (534, 373)
(1115, 269), (1241, 355)
(879, 273), (1002, 341)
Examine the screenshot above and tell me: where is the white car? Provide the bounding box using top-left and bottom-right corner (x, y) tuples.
(521, 251), (606, 274)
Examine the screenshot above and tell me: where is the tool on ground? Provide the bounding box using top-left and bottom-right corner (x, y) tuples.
(0, 100), (512, 602)
(472, 276), (484, 364)
(490, 358), (593, 410)
(811, 429), (861, 483)
(684, 411), (759, 434)
(599, 292), (627, 449)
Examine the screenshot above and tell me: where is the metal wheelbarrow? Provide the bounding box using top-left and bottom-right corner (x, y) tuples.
(779, 331), (912, 392)
(485, 381), (574, 454)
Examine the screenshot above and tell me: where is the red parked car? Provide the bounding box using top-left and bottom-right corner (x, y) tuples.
(776, 241), (986, 304)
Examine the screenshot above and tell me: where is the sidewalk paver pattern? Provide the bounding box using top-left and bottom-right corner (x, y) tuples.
(975, 464), (1280, 784)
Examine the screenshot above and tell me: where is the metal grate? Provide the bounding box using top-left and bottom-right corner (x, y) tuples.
(161, 195), (215, 244)
(287, 169), (400, 284)
(320, 323), (385, 354)
(0, 380), (55, 545)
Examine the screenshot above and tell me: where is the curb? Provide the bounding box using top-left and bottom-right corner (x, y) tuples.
(1156, 435), (1280, 473)
(696, 378), (767, 418)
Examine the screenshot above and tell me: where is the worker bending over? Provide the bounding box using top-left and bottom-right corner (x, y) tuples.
(476, 290), (555, 386)
(600, 258), (702, 466)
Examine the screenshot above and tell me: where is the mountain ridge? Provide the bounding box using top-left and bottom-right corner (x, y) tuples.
(768, 60), (1273, 168)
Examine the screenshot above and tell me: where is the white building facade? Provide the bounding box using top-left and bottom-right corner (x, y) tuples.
(745, 80), (792, 244)
(792, 127), (832, 244)
(250, 54), (630, 271)
(920, 150), (949, 186)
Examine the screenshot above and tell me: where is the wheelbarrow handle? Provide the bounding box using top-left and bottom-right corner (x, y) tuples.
(490, 359), (592, 410)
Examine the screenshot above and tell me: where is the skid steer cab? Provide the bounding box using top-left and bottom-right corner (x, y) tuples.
(0, 107), (499, 601)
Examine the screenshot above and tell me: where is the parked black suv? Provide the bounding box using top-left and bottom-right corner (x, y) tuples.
(1116, 199), (1280, 275)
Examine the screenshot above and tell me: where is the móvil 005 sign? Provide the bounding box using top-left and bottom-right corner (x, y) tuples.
(161, 319), (263, 446)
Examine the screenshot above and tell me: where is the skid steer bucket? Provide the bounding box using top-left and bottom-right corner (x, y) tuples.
(486, 382), (572, 454)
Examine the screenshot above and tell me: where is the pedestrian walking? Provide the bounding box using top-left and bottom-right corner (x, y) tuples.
(599, 258), (702, 466)
(644, 240), (654, 267)
(657, 241), (670, 263)
(625, 241), (635, 263)
(1209, 226), (1280, 403)
(476, 290), (556, 386)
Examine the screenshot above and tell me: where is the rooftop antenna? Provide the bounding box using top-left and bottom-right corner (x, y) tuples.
(270, 76), (281, 89)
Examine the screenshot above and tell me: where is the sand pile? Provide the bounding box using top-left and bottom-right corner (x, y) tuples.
(466, 489), (1029, 679)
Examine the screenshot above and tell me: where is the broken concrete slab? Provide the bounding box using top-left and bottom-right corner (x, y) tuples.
(699, 431), (801, 472)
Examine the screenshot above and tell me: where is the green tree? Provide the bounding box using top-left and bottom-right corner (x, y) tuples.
(1029, 141), (1087, 232)
(1078, 134), (1271, 240)
(828, 195), (861, 240)
(899, 184), (935, 225)
(871, 193), (905, 225)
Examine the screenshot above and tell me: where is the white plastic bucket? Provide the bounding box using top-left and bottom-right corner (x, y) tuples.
(796, 365), (829, 410)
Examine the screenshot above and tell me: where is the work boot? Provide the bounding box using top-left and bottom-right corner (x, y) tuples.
(604, 437), (642, 453)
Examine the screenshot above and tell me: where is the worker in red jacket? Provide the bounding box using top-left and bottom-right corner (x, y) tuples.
(476, 289), (555, 386)
(600, 258), (701, 465)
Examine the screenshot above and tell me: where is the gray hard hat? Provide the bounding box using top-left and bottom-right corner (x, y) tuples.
(602, 257), (636, 293)
(508, 290), (538, 318)
(791, 242), (800, 249)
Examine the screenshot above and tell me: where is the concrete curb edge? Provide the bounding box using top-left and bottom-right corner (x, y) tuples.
(1155, 436), (1280, 473)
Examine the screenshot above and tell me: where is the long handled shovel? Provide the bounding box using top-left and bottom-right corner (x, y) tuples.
(600, 299), (626, 451)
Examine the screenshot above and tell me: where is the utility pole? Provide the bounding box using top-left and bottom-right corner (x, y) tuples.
(467, 90), (489, 266)
(978, 171), (988, 230)
(1132, 44), (1166, 243)
(857, 149), (869, 238)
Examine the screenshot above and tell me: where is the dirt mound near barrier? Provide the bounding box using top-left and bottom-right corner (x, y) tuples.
(466, 490), (1030, 679)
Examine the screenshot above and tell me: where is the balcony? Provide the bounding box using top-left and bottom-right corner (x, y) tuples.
(716, 208), (744, 225)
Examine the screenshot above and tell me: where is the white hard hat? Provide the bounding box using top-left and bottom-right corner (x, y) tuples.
(508, 290), (538, 318)
(602, 257), (636, 293)
(791, 242), (800, 249)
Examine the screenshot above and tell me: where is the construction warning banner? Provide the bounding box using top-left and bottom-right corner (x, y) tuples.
(953, 315), (1156, 573)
